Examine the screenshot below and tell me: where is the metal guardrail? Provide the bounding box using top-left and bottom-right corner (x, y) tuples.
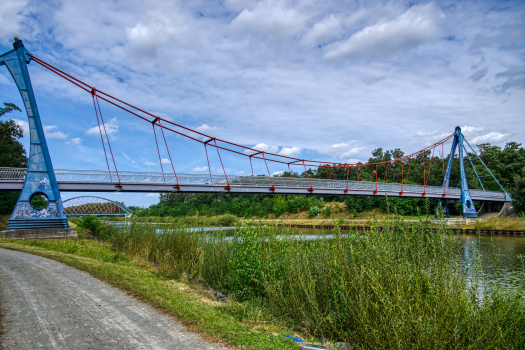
(0, 167), (507, 200)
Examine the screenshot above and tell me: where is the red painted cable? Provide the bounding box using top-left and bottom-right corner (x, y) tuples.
(158, 120), (180, 188)
(375, 164), (378, 193)
(204, 144), (213, 185)
(401, 161), (404, 194)
(425, 146), (436, 185)
(91, 92), (112, 181)
(329, 166), (333, 180)
(213, 139), (230, 190)
(303, 160), (313, 191)
(288, 164), (291, 178)
(152, 124), (166, 183)
(346, 165), (349, 192)
(262, 153), (275, 190)
(29, 53), (459, 171)
(357, 166), (362, 181)
(383, 162), (389, 183)
(405, 158), (413, 185)
(94, 96), (121, 187)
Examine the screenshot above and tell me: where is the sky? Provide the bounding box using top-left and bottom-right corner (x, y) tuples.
(0, 0), (524, 208)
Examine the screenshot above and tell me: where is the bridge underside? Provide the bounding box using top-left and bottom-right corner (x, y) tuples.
(0, 169), (508, 202)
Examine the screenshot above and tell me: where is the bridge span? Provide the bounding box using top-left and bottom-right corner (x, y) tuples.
(0, 168), (508, 202)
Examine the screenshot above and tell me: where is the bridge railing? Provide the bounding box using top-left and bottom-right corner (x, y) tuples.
(0, 168), (506, 200)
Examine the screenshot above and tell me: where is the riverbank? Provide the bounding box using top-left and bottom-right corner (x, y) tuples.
(101, 213), (525, 232)
(2, 219), (524, 349)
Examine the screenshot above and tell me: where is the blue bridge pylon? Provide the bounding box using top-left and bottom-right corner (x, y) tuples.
(0, 38), (69, 230)
(437, 126), (511, 218)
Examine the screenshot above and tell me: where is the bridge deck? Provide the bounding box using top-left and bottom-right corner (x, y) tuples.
(0, 168), (508, 201)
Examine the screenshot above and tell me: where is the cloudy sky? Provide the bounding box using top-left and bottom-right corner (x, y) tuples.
(1, 0), (524, 207)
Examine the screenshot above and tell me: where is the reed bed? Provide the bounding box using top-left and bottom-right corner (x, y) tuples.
(106, 217), (525, 349)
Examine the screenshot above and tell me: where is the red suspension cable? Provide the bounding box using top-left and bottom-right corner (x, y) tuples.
(91, 91), (112, 181)
(152, 123), (166, 183)
(213, 139), (230, 190)
(303, 160), (313, 192)
(383, 162), (389, 183)
(262, 153), (275, 191)
(158, 120), (180, 189)
(204, 144), (214, 185)
(94, 94), (121, 188)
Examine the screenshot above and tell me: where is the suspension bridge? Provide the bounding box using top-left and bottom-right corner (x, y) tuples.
(0, 38), (512, 231)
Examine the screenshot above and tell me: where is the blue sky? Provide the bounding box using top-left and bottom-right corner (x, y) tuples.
(1, 0), (524, 207)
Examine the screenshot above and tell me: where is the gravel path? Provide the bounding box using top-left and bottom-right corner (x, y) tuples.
(0, 248), (228, 349)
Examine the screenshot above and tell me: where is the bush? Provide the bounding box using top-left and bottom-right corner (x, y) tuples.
(322, 205), (332, 218)
(308, 206), (321, 218)
(77, 215), (103, 233)
(218, 214), (238, 226)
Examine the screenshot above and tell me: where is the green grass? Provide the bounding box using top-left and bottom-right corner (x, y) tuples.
(0, 239), (298, 350)
(104, 219), (525, 349)
(2, 216), (524, 349)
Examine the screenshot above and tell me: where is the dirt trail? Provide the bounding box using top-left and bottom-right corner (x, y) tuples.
(0, 248), (228, 350)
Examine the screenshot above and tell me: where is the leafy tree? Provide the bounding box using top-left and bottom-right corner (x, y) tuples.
(513, 168), (525, 214)
(0, 102), (26, 215)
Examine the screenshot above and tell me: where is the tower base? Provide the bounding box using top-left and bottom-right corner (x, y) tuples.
(1, 228), (77, 240)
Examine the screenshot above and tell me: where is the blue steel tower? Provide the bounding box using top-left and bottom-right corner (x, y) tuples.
(437, 126), (478, 218)
(0, 38), (69, 230)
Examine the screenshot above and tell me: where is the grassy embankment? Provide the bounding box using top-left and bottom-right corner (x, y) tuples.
(0, 238), (298, 349)
(2, 216), (524, 349)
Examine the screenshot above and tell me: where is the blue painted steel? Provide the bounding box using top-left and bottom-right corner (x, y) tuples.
(436, 129), (458, 217)
(463, 138), (512, 202)
(457, 130), (477, 218)
(463, 144), (485, 191)
(436, 126), (477, 219)
(0, 39), (68, 230)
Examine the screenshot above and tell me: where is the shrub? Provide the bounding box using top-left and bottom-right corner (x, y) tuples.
(218, 214), (238, 226)
(322, 205), (332, 218)
(308, 206), (321, 218)
(77, 215), (103, 233)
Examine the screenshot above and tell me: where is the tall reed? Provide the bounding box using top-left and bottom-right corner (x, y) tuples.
(105, 218), (525, 349)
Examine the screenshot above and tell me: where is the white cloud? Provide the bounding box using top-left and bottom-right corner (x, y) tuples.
(43, 125), (68, 140)
(320, 141), (367, 159)
(125, 7), (188, 61)
(471, 132), (511, 145)
(244, 143), (280, 155)
(272, 170), (285, 176)
(145, 193), (159, 197)
(278, 146), (302, 157)
(143, 161), (156, 166)
(0, 1), (29, 43)
(230, 0), (308, 42)
(324, 4), (442, 59)
(161, 158), (171, 164)
(192, 166), (208, 172)
(86, 117), (118, 136)
(195, 124), (220, 134)
(301, 14), (342, 47)
(66, 137), (82, 145)
(12, 119), (29, 137)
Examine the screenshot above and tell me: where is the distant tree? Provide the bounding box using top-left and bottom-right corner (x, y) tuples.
(513, 168), (525, 214)
(0, 102), (26, 215)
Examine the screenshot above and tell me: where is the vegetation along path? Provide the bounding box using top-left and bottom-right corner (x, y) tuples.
(0, 248), (227, 350)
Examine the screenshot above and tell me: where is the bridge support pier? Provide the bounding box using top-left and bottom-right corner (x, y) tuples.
(0, 38), (69, 231)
